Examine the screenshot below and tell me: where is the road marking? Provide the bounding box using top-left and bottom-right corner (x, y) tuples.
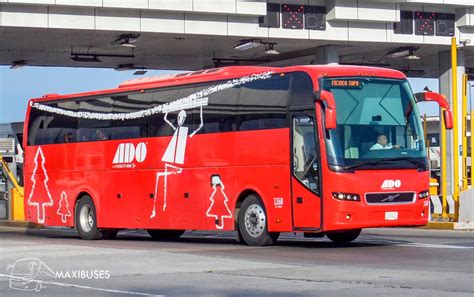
(393, 242), (474, 250)
(0, 274), (163, 296)
(277, 237), (474, 249)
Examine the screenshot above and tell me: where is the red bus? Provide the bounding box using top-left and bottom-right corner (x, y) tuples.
(23, 65), (452, 246)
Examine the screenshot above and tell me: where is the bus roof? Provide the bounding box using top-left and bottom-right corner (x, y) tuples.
(33, 65), (406, 102)
(119, 65), (406, 88)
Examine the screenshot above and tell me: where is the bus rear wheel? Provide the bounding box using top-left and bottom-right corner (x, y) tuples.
(238, 195), (279, 246)
(147, 229), (185, 240)
(75, 196), (103, 240)
(326, 229), (362, 243)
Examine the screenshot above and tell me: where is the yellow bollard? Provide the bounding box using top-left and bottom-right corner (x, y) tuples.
(11, 188), (24, 221)
(441, 108), (448, 219)
(462, 74), (468, 191)
(451, 37), (459, 221)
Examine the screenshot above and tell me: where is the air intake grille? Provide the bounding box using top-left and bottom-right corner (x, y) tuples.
(365, 192), (415, 204)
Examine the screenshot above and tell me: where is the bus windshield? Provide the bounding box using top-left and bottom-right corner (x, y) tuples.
(322, 77), (427, 171)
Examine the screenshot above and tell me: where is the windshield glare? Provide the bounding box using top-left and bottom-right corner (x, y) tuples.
(322, 77), (427, 170)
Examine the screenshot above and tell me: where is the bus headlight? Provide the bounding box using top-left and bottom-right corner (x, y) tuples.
(418, 190), (430, 199)
(332, 192), (360, 202)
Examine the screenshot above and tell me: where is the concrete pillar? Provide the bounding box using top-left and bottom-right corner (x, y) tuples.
(439, 50), (465, 195)
(316, 46), (339, 65)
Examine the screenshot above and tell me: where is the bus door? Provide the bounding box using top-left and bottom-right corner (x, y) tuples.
(291, 113), (322, 229)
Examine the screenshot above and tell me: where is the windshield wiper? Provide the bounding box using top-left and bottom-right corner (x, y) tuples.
(338, 160), (396, 171)
(337, 157), (426, 171)
(377, 157), (427, 168)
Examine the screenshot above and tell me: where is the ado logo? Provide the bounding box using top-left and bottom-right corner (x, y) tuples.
(381, 179), (401, 190)
(113, 142), (147, 168)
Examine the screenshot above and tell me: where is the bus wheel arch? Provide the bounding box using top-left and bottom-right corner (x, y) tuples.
(236, 190), (279, 246)
(74, 193), (104, 240)
(234, 189), (260, 229)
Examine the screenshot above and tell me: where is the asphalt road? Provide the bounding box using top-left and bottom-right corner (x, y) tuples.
(0, 226), (472, 297)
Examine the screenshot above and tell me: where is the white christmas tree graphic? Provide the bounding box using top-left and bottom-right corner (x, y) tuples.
(206, 178), (233, 229)
(27, 147), (53, 224)
(57, 191), (71, 223)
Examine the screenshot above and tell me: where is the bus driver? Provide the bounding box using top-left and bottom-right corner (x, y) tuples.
(370, 134), (400, 150)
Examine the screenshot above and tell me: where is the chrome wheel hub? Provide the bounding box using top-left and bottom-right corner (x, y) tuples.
(244, 204), (266, 238)
(79, 205), (93, 232)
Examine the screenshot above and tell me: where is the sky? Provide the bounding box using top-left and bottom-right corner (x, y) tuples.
(0, 66), (443, 123)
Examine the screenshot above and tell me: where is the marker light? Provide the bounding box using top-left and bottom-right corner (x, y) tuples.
(332, 192), (360, 202)
(418, 190), (430, 199)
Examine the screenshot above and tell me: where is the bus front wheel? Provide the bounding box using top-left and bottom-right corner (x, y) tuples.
(238, 195), (279, 246)
(75, 196), (103, 240)
(326, 229), (362, 243)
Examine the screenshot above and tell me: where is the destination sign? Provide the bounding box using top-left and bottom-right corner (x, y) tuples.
(330, 79), (362, 88)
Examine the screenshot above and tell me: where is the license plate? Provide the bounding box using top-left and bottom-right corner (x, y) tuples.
(385, 211), (398, 220)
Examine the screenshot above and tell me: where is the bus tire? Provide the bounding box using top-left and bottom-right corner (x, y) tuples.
(238, 195), (279, 246)
(147, 229), (185, 240)
(326, 229), (362, 243)
(75, 196), (103, 240)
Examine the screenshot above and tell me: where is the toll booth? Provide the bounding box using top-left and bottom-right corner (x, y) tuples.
(0, 122), (24, 220)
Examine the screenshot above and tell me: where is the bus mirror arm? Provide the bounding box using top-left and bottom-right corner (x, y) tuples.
(414, 91), (453, 130)
(315, 90), (337, 130)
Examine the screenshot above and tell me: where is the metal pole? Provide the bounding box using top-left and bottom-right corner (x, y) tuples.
(423, 114), (430, 162)
(451, 37), (459, 221)
(441, 108), (448, 219)
(462, 74), (468, 191)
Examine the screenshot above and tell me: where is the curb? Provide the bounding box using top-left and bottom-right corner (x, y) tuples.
(420, 221), (454, 230)
(454, 222), (474, 230)
(0, 220), (44, 229)
(420, 221), (474, 231)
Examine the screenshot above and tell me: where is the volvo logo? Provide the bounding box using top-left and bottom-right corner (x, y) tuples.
(381, 194), (400, 202)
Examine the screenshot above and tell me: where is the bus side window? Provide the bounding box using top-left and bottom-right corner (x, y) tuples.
(239, 75), (289, 131)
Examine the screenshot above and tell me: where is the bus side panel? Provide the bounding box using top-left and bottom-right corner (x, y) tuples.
(185, 129), (292, 232)
(166, 167), (207, 230)
(24, 128), (292, 232)
(224, 165), (292, 232)
(24, 150), (102, 228)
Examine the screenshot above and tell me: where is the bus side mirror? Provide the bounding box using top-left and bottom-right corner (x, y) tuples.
(415, 91), (453, 130)
(315, 90), (337, 130)
(443, 109), (453, 130)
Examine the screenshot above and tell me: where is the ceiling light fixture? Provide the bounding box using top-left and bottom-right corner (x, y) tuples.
(112, 34), (140, 48)
(71, 55), (102, 63)
(114, 63), (136, 71)
(264, 43), (280, 55)
(406, 49), (420, 60)
(234, 39), (261, 51)
(10, 60), (27, 69)
(386, 46), (419, 59)
(70, 50), (134, 63)
(133, 70), (148, 75)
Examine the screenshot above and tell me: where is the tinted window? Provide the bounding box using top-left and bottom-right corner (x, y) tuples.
(238, 74), (290, 131)
(27, 73), (306, 145)
(290, 72), (314, 106)
(27, 107), (78, 145)
(150, 86), (202, 137)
